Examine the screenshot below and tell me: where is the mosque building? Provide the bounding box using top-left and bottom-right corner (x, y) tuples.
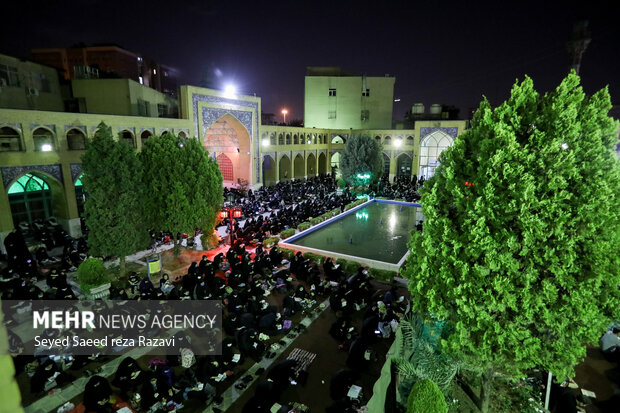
(0, 52), (466, 250)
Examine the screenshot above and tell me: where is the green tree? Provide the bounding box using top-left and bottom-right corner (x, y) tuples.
(140, 133), (223, 257)
(407, 379), (448, 413)
(340, 134), (383, 186)
(82, 123), (149, 277)
(402, 72), (620, 412)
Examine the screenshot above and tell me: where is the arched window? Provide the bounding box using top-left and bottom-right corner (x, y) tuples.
(419, 131), (454, 179)
(293, 134), (299, 144)
(121, 130), (135, 148)
(140, 130), (153, 148)
(0, 127), (23, 152)
(67, 128), (87, 150)
(178, 131), (187, 138)
(8, 173), (53, 225)
(286, 134), (291, 145)
(33, 128), (55, 152)
(375, 136), (381, 144)
(278, 134), (284, 145)
(406, 136), (414, 146)
(331, 136), (344, 144)
(270, 133), (277, 145)
(396, 154), (412, 178)
(384, 136), (391, 146)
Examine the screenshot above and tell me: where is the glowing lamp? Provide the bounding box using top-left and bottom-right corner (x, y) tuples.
(219, 210), (229, 219)
(41, 144), (53, 152)
(394, 138), (402, 147)
(232, 209), (242, 218)
(224, 84), (237, 96)
(262, 138), (270, 147)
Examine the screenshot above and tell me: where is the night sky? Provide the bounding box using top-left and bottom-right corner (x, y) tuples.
(2, 0), (618, 122)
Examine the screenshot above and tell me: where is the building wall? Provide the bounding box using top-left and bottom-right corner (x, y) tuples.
(304, 75), (395, 129)
(0, 108), (192, 249)
(0, 54), (64, 112)
(71, 79), (178, 117)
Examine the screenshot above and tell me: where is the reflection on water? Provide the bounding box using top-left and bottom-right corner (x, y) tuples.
(289, 201), (421, 264)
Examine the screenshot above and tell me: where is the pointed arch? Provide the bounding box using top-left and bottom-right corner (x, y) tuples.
(262, 155), (276, 186)
(216, 153), (234, 181)
(0, 126), (23, 152)
(7, 171), (66, 226)
(419, 130), (454, 179)
(140, 130), (153, 148)
(279, 154), (291, 181)
(205, 113), (252, 184)
(396, 153), (413, 179)
(318, 152), (327, 174)
(67, 128), (87, 150)
(32, 127), (55, 152)
(120, 130), (135, 148)
(293, 154), (305, 179)
(306, 153), (316, 177)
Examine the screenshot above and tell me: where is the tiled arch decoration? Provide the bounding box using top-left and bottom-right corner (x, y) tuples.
(419, 127), (458, 142)
(2, 164), (63, 189)
(192, 93), (259, 182)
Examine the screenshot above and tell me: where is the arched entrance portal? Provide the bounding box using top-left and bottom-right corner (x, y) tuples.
(293, 154), (305, 179)
(396, 154), (412, 179)
(279, 155), (291, 181)
(306, 153), (316, 177)
(204, 114), (251, 185)
(262, 155), (276, 186)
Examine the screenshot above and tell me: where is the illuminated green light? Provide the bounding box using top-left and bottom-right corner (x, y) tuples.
(355, 211), (369, 220)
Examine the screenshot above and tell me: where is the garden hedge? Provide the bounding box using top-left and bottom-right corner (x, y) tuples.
(280, 228), (296, 240)
(406, 379), (448, 413)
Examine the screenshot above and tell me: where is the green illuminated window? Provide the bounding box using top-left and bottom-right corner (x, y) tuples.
(8, 173), (53, 225)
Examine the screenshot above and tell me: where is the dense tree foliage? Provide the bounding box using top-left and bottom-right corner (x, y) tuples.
(402, 73), (620, 412)
(406, 379), (448, 413)
(140, 133), (223, 255)
(82, 123), (149, 276)
(340, 134), (383, 185)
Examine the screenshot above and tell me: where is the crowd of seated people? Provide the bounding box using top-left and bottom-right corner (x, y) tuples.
(370, 174), (424, 202)
(2, 231), (407, 412)
(0, 173), (415, 412)
(219, 175), (356, 245)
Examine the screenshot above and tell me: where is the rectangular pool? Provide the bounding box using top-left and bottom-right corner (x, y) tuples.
(281, 200), (422, 271)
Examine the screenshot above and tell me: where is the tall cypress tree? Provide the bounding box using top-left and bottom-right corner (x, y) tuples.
(340, 134), (384, 186)
(81, 123), (149, 278)
(140, 133), (223, 257)
(402, 72), (620, 412)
